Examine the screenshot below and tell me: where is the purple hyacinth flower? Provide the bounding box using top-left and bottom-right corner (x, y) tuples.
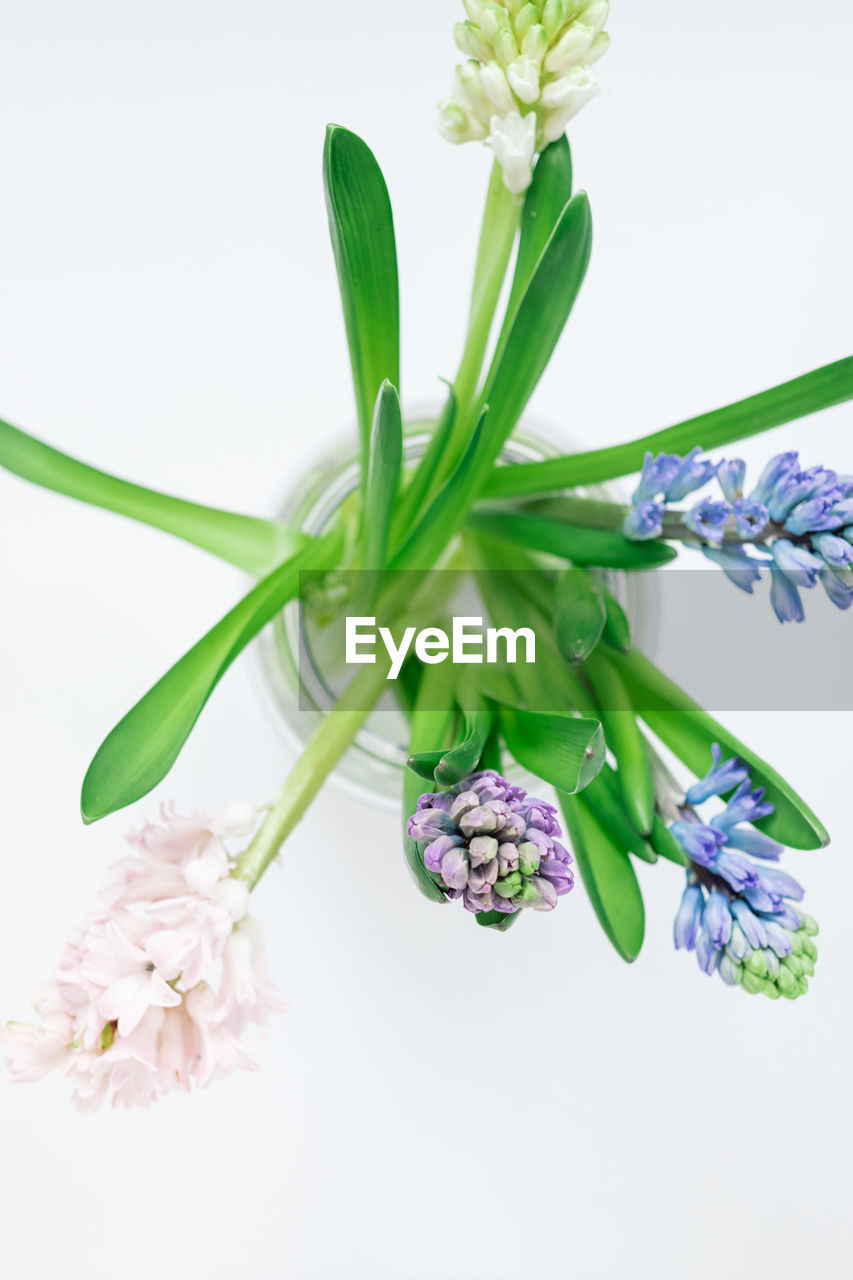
(684, 498), (732, 545)
(813, 533), (853, 569)
(716, 458), (746, 503)
(767, 466), (835, 522)
(829, 497), (853, 524)
(664, 447), (716, 502)
(702, 891), (733, 949)
(406, 771), (574, 917)
(770, 538), (824, 586)
(685, 743), (749, 805)
(695, 930), (720, 975)
(749, 451), (799, 506)
(712, 850), (759, 893)
(733, 499), (769, 540)
(752, 864), (805, 904)
(423, 833), (463, 874)
(761, 919), (794, 958)
(633, 451), (682, 502)
(522, 799), (561, 836)
(669, 820), (726, 866)
(785, 494), (844, 536)
(623, 500), (665, 542)
(769, 569), (804, 623)
(821, 568), (853, 611)
(673, 883), (704, 950)
(711, 779), (773, 833)
(723, 826), (783, 860)
(731, 899), (768, 949)
(701, 544), (762, 594)
(407, 807), (455, 842)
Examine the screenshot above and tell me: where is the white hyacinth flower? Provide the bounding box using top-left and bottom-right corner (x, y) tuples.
(485, 111), (538, 196)
(437, 1), (611, 194)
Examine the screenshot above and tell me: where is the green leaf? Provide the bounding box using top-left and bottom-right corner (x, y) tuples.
(434, 705), (494, 787)
(392, 386), (457, 545)
(489, 356), (853, 499)
(559, 792), (645, 962)
(323, 124), (400, 470)
(360, 381), (403, 574)
(0, 418), (302, 576)
(553, 567), (605, 663)
(466, 510), (678, 568)
(614, 649), (829, 849)
(402, 663), (457, 904)
(602, 588), (632, 653)
(584, 652), (655, 836)
(390, 409), (489, 571)
(650, 813), (689, 867)
(406, 748), (449, 783)
(495, 136), (573, 355)
(581, 766), (658, 865)
(475, 908), (521, 932)
(474, 190), (593, 480)
(497, 705), (604, 795)
(81, 527), (343, 822)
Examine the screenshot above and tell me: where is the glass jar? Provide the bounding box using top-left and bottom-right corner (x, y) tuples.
(252, 411), (656, 811)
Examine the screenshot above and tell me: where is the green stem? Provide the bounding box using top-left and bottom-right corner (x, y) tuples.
(233, 660), (389, 890)
(444, 163), (521, 474)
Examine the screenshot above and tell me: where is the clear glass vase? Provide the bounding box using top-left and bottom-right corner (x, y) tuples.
(252, 411), (656, 811)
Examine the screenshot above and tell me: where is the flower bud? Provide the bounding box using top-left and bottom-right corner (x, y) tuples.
(455, 21), (493, 62)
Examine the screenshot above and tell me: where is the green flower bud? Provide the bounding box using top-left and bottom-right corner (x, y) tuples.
(495, 871), (523, 897)
(494, 28), (521, 66)
(744, 950), (769, 979)
(741, 968), (768, 996)
(455, 21), (493, 62)
(516, 840), (541, 876)
(542, 1), (570, 42)
(513, 4), (541, 40)
(801, 934), (818, 962)
(775, 965), (800, 998)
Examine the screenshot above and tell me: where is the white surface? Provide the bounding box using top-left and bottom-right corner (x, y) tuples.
(1, 3), (851, 1278)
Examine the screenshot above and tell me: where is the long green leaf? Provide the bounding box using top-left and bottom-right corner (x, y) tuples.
(361, 381), (403, 573)
(489, 356), (853, 498)
(390, 386), (457, 547)
(323, 124), (400, 470)
(402, 663), (456, 905)
(602, 588), (632, 653)
(81, 527), (344, 822)
(584, 652), (655, 836)
(498, 705), (604, 795)
(614, 649), (829, 849)
(390, 410), (489, 571)
(474, 190), (593, 481)
(467, 510), (678, 568)
(0, 418), (301, 575)
(559, 793), (645, 962)
(581, 765), (658, 865)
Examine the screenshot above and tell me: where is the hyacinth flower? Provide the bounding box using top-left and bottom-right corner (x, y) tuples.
(621, 447), (853, 621)
(3, 805), (285, 1108)
(669, 747), (819, 999)
(407, 770), (573, 916)
(437, 0), (611, 194)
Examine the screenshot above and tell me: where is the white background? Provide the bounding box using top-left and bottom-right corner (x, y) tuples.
(1, 3), (851, 1277)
